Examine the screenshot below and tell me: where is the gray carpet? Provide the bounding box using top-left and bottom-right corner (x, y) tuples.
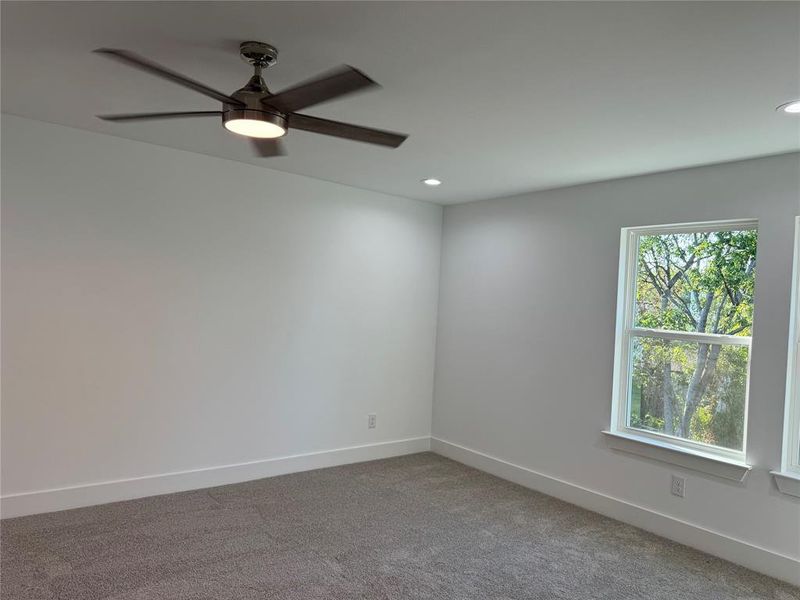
(2, 453), (797, 600)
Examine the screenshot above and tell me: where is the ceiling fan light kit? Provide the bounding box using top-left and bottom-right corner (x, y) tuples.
(95, 41), (408, 157)
(223, 111), (287, 138)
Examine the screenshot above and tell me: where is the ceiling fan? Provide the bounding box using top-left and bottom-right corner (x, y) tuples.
(95, 41), (408, 157)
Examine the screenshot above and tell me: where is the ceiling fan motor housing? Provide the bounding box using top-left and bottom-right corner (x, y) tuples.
(223, 84), (287, 134)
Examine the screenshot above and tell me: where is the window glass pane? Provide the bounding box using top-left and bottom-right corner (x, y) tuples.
(634, 230), (757, 336)
(628, 336), (747, 451)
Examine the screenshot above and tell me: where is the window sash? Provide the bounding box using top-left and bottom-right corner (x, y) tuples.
(781, 217), (800, 475)
(610, 219), (757, 464)
(618, 330), (750, 462)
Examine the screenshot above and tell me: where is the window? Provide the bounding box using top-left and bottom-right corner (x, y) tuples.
(775, 217), (800, 495)
(609, 220), (757, 466)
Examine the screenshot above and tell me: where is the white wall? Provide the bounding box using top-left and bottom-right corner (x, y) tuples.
(1, 115), (441, 506)
(432, 153), (800, 563)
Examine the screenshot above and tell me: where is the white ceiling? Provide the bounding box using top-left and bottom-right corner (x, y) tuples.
(2, 1), (799, 204)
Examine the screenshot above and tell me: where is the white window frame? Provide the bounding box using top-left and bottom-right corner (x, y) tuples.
(773, 217), (800, 496)
(607, 219), (757, 475)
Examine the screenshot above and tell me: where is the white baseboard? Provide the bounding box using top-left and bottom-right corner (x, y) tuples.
(431, 437), (800, 587)
(0, 436), (431, 519)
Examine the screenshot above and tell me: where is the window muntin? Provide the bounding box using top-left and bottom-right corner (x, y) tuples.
(612, 220), (757, 462)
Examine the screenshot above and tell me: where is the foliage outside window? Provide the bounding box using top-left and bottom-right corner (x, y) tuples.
(611, 220), (757, 462)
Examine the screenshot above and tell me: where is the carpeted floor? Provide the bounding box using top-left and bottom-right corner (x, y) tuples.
(2, 452), (798, 600)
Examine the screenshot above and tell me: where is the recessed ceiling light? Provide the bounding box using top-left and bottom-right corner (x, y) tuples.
(776, 100), (800, 114)
(422, 178), (442, 186)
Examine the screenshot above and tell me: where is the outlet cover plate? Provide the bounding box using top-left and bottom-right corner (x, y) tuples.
(671, 475), (686, 498)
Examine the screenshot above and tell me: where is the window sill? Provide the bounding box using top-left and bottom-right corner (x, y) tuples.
(601, 430), (751, 482)
(771, 470), (800, 498)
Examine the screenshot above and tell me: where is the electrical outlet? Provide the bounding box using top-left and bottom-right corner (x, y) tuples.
(367, 413), (377, 429)
(671, 475), (686, 498)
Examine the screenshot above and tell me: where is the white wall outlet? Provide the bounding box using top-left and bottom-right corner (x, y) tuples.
(671, 475), (686, 498)
(367, 413), (377, 429)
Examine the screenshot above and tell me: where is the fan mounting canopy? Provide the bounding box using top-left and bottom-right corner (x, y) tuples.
(239, 41), (278, 68)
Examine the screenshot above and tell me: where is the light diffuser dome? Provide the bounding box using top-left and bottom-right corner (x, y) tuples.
(224, 118), (286, 138)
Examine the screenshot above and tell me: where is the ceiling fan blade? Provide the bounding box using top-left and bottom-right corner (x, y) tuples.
(94, 48), (244, 107)
(264, 65), (378, 113)
(289, 113), (407, 148)
(97, 111), (222, 122)
(250, 138), (287, 157)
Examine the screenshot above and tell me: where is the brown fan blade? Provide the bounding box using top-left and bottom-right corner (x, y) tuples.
(98, 111), (222, 122)
(94, 48), (244, 106)
(263, 65), (378, 113)
(250, 137), (287, 157)
(289, 113), (407, 148)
